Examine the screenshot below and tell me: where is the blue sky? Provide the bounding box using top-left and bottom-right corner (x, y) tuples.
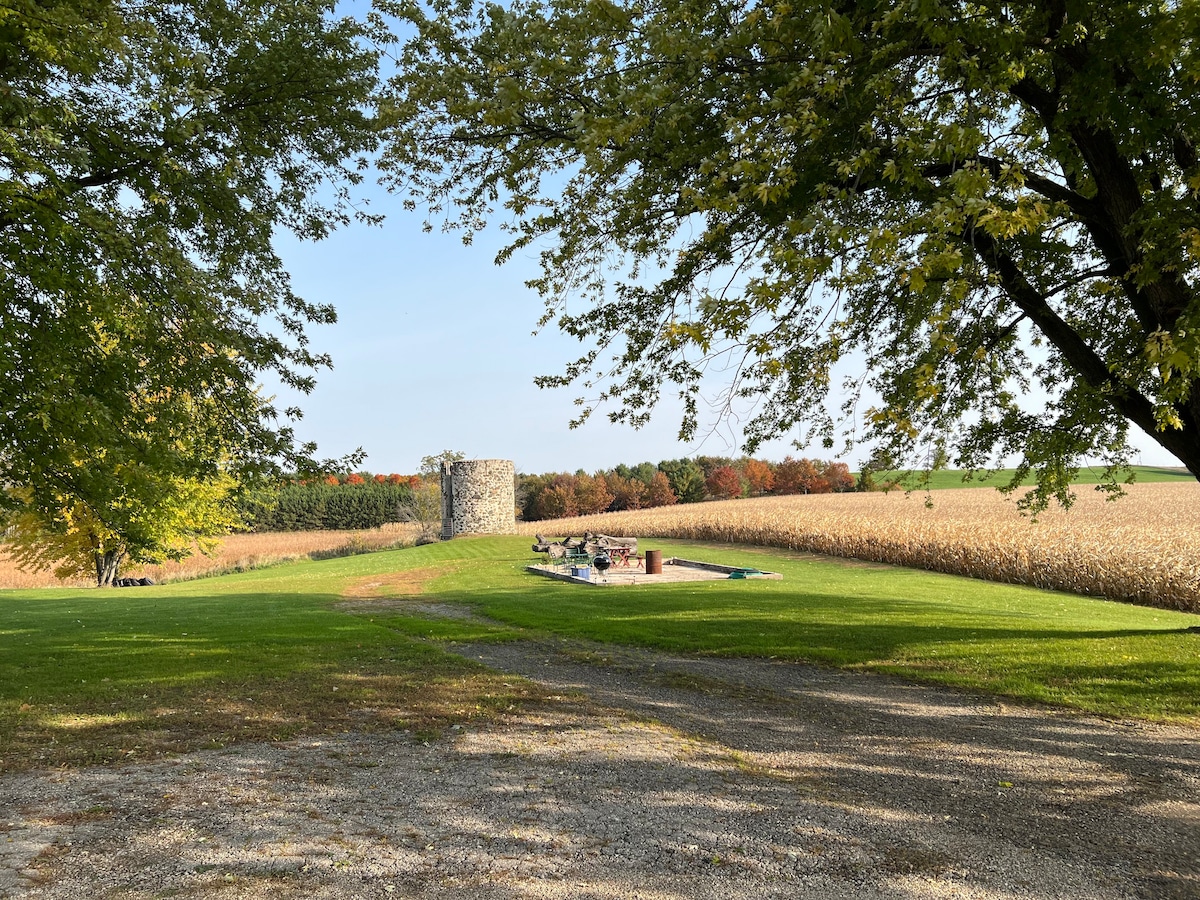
(270, 179), (1185, 478)
(270, 184), (817, 476)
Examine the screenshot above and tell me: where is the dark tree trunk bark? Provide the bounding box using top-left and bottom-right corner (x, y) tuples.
(94, 548), (123, 587)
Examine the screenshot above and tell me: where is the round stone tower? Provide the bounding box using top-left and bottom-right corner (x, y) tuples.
(440, 458), (516, 539)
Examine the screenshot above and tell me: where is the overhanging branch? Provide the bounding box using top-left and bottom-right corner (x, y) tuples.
(966, 227), (1194, 460)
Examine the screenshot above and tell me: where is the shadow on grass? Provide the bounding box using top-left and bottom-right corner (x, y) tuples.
(419, 575), (1200, 720)
(8, 623), (1199, 898)
(0, 588), (544, 773)
(3, 541), (1199, 898)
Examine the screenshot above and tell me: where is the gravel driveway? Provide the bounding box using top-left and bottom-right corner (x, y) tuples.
(3, 613), (1198, 899)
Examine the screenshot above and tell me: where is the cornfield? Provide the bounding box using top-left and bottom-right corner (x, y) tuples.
(0, 523), (421, 590)
(518, 482), (1200, 613)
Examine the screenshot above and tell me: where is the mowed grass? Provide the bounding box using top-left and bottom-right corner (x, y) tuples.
(0, 544), (528, 773)
(447, 539), (1200, 722)
(2, 535), (1198, 774)
(878, 463), (1195, 490)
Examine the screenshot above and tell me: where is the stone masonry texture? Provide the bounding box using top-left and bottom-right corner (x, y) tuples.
(442, 459), (516, 536)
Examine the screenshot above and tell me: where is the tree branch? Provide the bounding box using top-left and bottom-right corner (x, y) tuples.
(967, 227), (1198, 470)
(920, 156), (1096, 218)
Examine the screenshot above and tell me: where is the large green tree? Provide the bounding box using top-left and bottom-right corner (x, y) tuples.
(383, 0), (1200, 509)
(0, 0), (381, 563)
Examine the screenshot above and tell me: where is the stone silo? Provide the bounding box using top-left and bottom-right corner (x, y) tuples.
(440, 459), (516, 539)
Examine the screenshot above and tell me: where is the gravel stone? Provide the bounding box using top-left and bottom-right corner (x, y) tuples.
(2, 621), (1197, 899)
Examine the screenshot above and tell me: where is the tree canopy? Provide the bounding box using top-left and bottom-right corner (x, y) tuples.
(0, 0), (382, 571)
(4, 469), (242, 586)
(382, 0), (1200, 509)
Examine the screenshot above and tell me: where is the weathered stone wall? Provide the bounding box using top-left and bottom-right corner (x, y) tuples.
(441, 459), (516, 538)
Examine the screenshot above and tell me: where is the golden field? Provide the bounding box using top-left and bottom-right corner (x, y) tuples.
(0, 523), (421, 590)
(6, 483), (1198, 612)
(518, 482), (1200, 612)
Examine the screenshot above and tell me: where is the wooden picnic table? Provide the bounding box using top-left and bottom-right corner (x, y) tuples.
(606, 546), (640, 567)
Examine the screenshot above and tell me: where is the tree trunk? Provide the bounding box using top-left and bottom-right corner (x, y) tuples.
(94, 547), (124, 587)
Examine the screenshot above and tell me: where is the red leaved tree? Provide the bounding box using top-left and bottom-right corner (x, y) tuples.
(824, 462), (855, 492)
(774, 457), (829, 494)
(706, 465), (743, 500)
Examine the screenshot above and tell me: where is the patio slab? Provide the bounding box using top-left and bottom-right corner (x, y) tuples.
(526, 556), (782, 586)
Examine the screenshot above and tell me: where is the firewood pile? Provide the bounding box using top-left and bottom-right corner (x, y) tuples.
(531, 531), (638, 560)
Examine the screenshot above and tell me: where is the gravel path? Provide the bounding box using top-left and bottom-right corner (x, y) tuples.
(2, 613), (1198, 899)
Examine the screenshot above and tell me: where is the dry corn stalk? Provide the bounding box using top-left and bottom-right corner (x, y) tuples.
(0, 523), (421, 589)
(518, 483), (1200, 613)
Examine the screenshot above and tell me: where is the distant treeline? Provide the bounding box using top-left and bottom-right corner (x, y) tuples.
(518, 456), (859, 521)
(242, 458), (869, 530)
(243, 473), (419, 532)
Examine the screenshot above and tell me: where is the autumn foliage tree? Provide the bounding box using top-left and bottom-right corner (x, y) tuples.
(774, 457), (829, 495)
(607, 474), (648, 511)
(574, 474), (616, 515)
(4, 473), (242, 587)
(520, 469), (680, 519)
(742, 459), (776, 496)
(519, 474), (571, 520)
(824, 462), (856, 493)
(705, 465), (743, 500)
(644, 472), (678, 508)
(516, 455), (866, 518)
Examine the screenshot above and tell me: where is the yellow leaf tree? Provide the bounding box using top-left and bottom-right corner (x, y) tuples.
(4, 470), (243, 587)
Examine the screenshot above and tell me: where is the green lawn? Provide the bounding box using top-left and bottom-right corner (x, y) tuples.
(2, 535), (1197, 772)
(430, 539), (1200, 722)
(877, 464), (1194, 490)
(0, 550), (530, 772)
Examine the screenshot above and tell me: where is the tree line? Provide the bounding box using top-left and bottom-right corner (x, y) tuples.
(518, 456), (859, 521)
(241, 474), (419, 532)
